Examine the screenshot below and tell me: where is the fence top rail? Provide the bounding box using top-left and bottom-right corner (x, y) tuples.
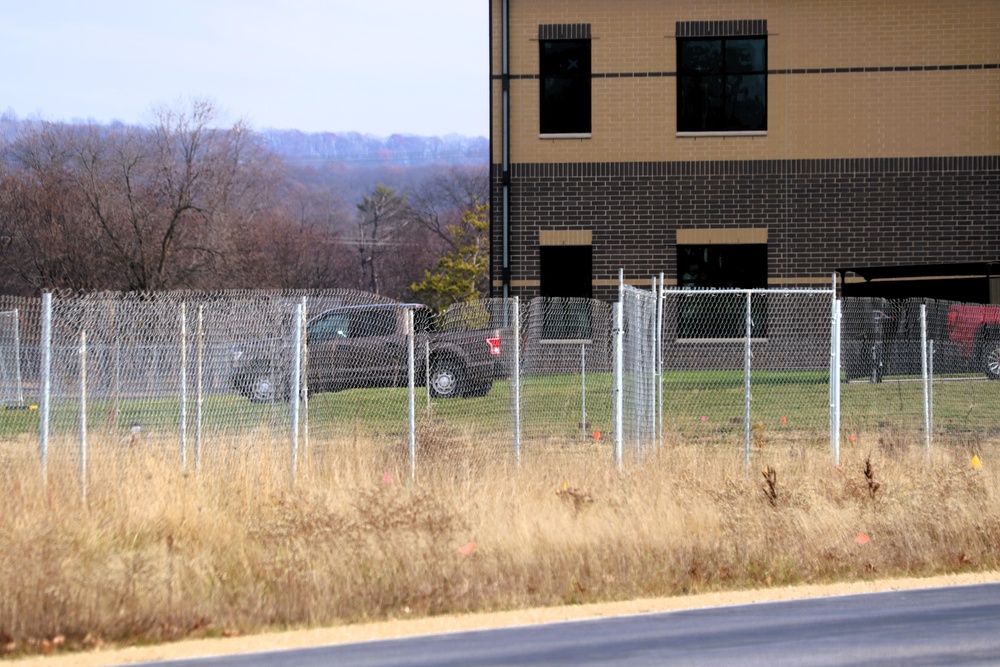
(663, 288), (834, 295)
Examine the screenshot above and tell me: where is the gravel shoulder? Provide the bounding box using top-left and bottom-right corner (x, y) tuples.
(17, 570), (1000, 666)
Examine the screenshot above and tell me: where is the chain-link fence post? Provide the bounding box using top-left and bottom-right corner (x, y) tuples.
(829, 276), (840, 467)
(613, 300), (623, 471)
(39, 292), (52, 480)
(651, 275), (658, 450)
(300, 296), (309, 473)
(657, 273), (664, 452)
(512, 296), (521, 465)
(920, 303), (931, 460)
(928, 339), (935, 437)
(290, 301), (303, 486)
(180, 302), (188, 472)
(580, 342), (587, 441)
(195, 305), (204, 473)
(743, 290), (752, 469)
(16, 308), (24, 406)
(407, 308), (416, 482)
(831, 298), (842, 467)
(79, 329), (88, 504)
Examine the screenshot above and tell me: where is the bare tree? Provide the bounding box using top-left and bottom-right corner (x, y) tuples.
(123, 100), (278, 289)
(355, 184), (411, 295)
(0, 107), (489, 297)
(0, 100), (281, 292)
(406, 164), (489, 252)
(1, 122), (112, 291)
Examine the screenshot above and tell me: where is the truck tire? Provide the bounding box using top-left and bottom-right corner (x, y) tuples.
(429, 355), (467, 398)
(234, 360), (288, 403)
(981, 332), (1000, 380)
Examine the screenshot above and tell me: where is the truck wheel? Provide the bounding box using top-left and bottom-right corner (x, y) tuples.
(983, 336), (1000, 380)
(429, 356), (467, 398)
(235, 361), (287, 403)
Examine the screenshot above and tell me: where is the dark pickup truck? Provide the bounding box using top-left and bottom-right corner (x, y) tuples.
(946, 303), (1000, 379)
(231, 303), (504, 402)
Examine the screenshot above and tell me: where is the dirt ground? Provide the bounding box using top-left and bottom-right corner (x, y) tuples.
(16, 570), (1000, 666)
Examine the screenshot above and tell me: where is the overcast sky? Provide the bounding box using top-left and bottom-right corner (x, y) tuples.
(0, 0), (489, 137)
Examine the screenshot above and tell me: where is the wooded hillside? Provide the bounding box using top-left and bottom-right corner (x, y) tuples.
(0, 102), (488, 303)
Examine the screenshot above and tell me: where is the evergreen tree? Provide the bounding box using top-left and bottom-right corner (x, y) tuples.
(410, 201), (489, 311)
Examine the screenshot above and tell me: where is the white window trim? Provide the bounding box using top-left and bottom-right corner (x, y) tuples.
(540, 133), (593, 140)
(677, 131), (768, 138)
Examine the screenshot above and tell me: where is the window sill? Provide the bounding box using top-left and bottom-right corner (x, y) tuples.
(539, 133), (592, 140)
(676, 131), (767, 138)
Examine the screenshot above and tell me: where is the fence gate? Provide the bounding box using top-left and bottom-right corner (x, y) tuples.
(616, 285), (660, 464)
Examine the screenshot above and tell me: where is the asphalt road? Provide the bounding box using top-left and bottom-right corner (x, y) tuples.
(138, 583), (1000, 667)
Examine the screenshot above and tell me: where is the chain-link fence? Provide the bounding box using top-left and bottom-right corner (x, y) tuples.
(0, 308), (24, 406)
(840, 297), (1000, 456)
(1, 290), (400, 479)
(520, 297), (612, 460)
(4, 286), (1000, 494)
(658, 288), (836, 464)
(302, 297), (519, 472)
(0, 296), (43, 412)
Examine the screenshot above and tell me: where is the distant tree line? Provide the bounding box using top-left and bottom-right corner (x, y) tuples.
(0, 100), (489, 306)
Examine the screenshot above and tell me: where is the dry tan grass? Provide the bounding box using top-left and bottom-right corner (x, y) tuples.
(1, 432), (999, 657)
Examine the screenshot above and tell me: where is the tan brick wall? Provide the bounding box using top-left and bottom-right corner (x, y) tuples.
(538, 230), (594, 246)
(491, 0), (1000, 163)
(676, 228), (768, 245)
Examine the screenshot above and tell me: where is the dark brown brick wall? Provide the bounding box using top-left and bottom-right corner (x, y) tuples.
(491, 156), (1000, 302)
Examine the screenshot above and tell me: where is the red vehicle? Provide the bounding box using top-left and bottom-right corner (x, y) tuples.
(946, 304), (1000, 379)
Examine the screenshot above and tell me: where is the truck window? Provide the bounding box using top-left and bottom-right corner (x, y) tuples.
(351, 309), (398, 337)
(308, 313), (349, 343)
(412, 308), (431, 333)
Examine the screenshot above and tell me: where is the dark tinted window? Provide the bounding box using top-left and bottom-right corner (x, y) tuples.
(540, 245), (592, 299)
(350, 309), (398, 337)
(677, 244), (768, 338)
(540, 245), (593, 339)
(540, 39), (591, 135)
(678, 37), (766, 132)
